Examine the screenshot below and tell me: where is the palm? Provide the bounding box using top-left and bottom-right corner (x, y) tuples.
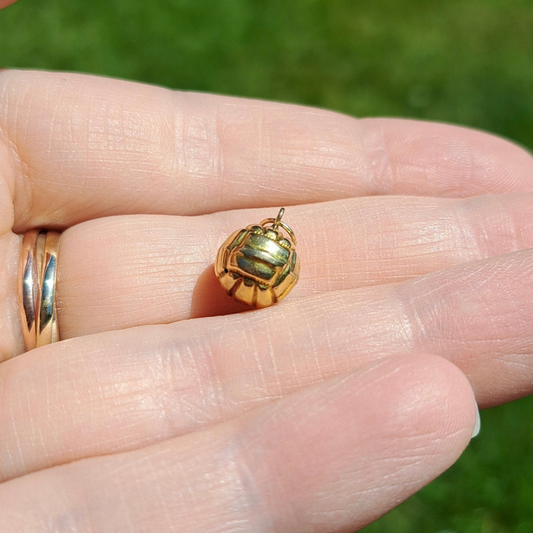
(0, 69), (532, 531)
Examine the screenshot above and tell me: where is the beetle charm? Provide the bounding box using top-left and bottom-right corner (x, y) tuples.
(215, 208), (300, 308)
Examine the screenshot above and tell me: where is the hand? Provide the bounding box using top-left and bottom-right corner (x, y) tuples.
(0, 0), (17, 9)
(0, 70), (532, 532)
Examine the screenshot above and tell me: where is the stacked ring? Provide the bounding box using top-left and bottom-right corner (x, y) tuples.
(18, 230), (61, 351)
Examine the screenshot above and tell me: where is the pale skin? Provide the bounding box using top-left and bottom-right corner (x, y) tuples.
(1, 4), (533, 530)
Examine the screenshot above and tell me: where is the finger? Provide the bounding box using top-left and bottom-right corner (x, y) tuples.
(6, 192), (533, 354)
(0, 0), (17, 8)
(0, 355), (477, 532)
(56, 193), (533, 339)
(0, 70), (532, 231)
(0, 247), (530, 482)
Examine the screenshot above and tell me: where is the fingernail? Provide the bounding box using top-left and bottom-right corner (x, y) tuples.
(471, 401), (481, 438)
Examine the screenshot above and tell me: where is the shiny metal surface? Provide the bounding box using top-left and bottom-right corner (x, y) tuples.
(18, 230), (40, 351)
(215, 208), (300, 308)
(18, 230), (61, 351)
(37, 231), (60, 347)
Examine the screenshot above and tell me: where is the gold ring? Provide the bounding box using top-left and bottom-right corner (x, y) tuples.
(18, 230), (61, 351)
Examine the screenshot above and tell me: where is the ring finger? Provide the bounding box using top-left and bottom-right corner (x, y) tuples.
(54, 192), (533, 337)
(3, 192), (533, 357)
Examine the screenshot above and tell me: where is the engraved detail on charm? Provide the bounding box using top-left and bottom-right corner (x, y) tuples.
(215, 208), (300, 308)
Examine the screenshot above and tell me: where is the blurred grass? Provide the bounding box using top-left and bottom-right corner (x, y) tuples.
(1, 0), (533, 530)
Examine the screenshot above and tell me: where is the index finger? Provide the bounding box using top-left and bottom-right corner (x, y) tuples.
(0, 70), (532, 231)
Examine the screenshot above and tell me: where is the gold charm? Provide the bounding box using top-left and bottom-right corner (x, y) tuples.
(215, 208), (300, 308)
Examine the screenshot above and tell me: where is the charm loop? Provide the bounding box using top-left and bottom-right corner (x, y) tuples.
(259, 208), (297, 245)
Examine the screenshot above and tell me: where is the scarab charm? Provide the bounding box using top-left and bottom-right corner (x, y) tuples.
(215, 208), (300, 308)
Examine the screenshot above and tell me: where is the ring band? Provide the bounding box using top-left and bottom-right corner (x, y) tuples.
(18, 230), (61, 351)
(19, 230), (39, 351)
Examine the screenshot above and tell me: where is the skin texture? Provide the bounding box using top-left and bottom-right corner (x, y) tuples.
(0, 355), (474, 533)
(0, 67), (532, 531)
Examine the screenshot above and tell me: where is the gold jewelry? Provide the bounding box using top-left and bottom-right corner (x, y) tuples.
(19, 230), (39, 351)
(215, 208), (300, 308)
(18, 230), (60, 351)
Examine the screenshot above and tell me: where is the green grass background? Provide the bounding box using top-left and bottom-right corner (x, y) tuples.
(1, 0), (533, 531)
